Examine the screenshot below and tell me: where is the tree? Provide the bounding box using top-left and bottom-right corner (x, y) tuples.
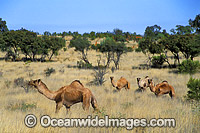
(111, 42), (128, 69)
(144, 25), (162, 39)
(175, 25), (193, 35)
(177, 34), (200, 60)
(113, 28), (126, 42)
(47, 37), (66, 60)
(69, 37), (91, 64)
(1, 30), (21, 61)
(0, 18), (8, 33)
(95, 37), (115, 67)
(189, 14), (200, 34)
(162, 35), (181, 65)
(94, 37), (128, 69)
(17, 29), (38, 61)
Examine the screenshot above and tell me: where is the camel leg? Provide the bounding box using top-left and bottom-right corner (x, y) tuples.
(91, 95), (98, 112)
(127, 82), (130, 90)
(55, 102), (63, 113)
(64, 105), (71, 115)
(170, 86), (176, 98)
(82, 94), (90, 111)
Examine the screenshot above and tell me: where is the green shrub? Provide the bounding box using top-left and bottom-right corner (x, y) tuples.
(178, 59), (200, 74)
(151, 54), (166, 68)
(7, 102), (36, 111)
(77, 60), (93, 69)
(44, 67), (55, 76)
(186, 77), (200, 101)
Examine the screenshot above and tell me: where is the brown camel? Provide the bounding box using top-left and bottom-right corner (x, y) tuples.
(110, 76), (130, 91)
(137, 76), (150, 91)
(28, 79), (98, 113)
(148, 79), (175, 98)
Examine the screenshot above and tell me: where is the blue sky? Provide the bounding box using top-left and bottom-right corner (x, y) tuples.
(1, 0), (200, 35)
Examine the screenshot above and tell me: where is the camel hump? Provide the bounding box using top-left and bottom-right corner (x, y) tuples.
(162, 80), (168, 83)
(71, 80), (84, 87)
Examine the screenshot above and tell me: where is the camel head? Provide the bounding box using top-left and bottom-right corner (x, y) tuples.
(28, 79), (41, 87)
(28, 79), (43, 91)
(110, 76), (114, 80)
(137, 78), (141, 83)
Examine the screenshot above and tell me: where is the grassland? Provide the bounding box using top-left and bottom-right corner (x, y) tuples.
(0, 41), (199, 133)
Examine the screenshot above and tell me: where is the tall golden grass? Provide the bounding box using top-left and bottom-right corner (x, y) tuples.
(0, 46), (199, 133)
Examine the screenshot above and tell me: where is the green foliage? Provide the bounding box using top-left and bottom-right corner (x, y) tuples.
(0, 18), (8, 33)
(189, 14), (200, 34)
(186, 77), (200, 101)
(138, 38), (164, 55)
(174, 25), (194, 35)
(69, 37), (91, 64)
(178, 34), (200, 60)
(151, 54), (166, 68)
(0, 29), (65, 62)
(95, 37), (129, 69)
(69, 37), (90, 52)
(77, 60), (93, 69)
(7, 102), (36, 112)
(44, 67), (56, 77)
(178, 59), (200, 74)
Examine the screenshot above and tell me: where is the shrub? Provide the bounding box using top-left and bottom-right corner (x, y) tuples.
(178, 59), (200, 74)
(151, 54), (166, 68)
(77, 60), (93, 69)
(14, 77), (25, 87)
(7, 102), (36, 111)
(44, 67), (55, 76)
(186, 77), (200, 101)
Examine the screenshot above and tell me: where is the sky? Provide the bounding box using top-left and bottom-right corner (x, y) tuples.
(1, 0), (200, 35)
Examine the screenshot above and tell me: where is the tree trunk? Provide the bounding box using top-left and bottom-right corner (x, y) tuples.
(81, 51), (90, 64)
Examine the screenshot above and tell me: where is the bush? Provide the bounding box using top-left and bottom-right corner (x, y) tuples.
(77, 60), (93, 69)
(151, 54), (166, 68)
(7, 102), (36, 111)
(178, 59), (200, 74)
(186, 77), (200, 101)
(44, 67), (55, 76)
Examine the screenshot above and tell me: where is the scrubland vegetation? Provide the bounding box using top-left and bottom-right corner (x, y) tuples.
(0, 15), (199, 132)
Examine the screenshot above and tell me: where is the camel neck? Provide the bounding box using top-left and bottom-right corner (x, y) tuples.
(37, 84), (56, 100)
(111, 79), (116, 87)
(149, 84), (155, 92)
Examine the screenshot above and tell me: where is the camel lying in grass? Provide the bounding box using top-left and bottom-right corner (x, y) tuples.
(137, 76), (150, 91)
(110, 76), (130, 91)
(148, 79), (175, 98)
(28, 79), (98, 113)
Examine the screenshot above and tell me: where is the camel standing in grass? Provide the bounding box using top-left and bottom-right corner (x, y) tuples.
(137, 76), (150, 91)
(28, 79), (98, 113)
(148, 79), (175, 98)
(110, 77), (130, 91)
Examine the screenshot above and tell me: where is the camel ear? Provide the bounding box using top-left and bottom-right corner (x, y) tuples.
(137, 78), (141, 82)
(38, 79), (41, 85)
(148, 79), (152, 84)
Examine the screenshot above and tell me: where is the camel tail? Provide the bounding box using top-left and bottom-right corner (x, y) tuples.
(169, 86), (175, 98)
(91, 94), (98, 111)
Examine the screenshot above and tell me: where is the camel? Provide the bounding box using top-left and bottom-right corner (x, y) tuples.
(110, 76), (130, 91)
(137, 76), (150, 91)
(28, 79), (98, 113)
(148, 79), (175, 98)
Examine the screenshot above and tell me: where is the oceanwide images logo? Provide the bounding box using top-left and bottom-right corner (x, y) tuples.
(24, 114), (176, 129)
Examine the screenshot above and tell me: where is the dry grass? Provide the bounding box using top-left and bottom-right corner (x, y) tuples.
(0, 46), (199, 133)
